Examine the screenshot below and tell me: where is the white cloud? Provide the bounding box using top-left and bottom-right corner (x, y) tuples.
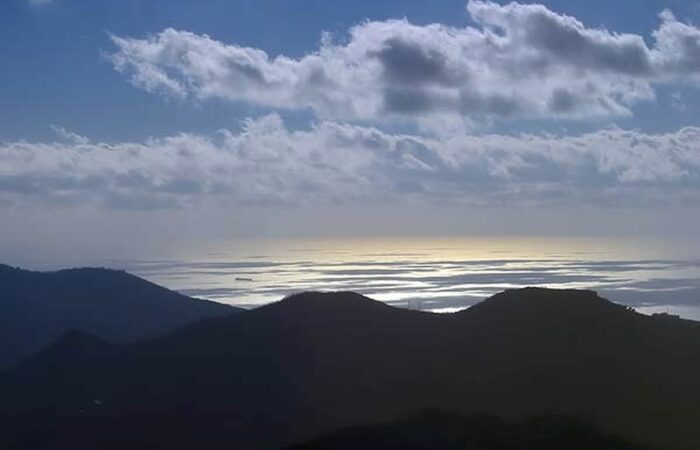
(1, 117), (699, 210)
(109, 1), (700, 126)
(51, 125), (90, 145)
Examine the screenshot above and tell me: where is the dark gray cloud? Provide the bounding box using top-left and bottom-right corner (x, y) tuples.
(460, 89), (522, 117)
(383, 87), (439, 114)
(374, 38), (456, 86)
(549, 88), (579, 113)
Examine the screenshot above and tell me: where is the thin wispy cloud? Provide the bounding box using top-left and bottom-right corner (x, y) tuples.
(27, 0), (58, 6)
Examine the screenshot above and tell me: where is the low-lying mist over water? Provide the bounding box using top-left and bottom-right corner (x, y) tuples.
(96, 236), (700, 320)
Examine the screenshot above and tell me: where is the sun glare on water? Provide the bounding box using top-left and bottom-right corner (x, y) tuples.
(124, 236), (700, 320)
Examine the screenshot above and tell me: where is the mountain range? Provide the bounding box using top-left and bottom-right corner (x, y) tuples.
(1, 284), (699, 450)
(0, 264), (239, 369)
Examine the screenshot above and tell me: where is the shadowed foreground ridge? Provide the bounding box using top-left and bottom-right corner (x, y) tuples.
(0, 264), (239, 369)
(1, 286), (699, 450)
(288, 411), (654, 450)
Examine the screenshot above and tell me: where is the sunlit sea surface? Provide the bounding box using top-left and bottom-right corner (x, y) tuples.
(106, 236), (700, 320)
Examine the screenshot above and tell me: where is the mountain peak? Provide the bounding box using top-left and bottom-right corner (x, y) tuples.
(465, 287), (632, 320)
(255, 291), (399, 324)
(284, 290), (376, 302)
(273, 291), (390, 311)
(0, 263), (238, 370)
(493, 287), (604, 302)
(0, 264), (134, 283)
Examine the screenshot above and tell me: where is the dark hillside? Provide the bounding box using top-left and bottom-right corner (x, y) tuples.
(1, 288), (699, 450)
(0, 264), (238, 369)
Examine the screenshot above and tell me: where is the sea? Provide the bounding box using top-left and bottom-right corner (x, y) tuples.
(102, 236), (700, 320)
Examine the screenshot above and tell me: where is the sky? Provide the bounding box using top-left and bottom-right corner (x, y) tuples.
(2, 0), (700, 263)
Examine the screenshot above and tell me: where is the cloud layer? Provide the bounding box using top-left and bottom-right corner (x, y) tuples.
(7, 2), (700, 212)
(110, 1), (700, 125)
(2, 116), (699, 210)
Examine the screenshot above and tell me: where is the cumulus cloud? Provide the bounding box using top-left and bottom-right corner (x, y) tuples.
(1, 117), (699, 210)
(109, 1), (700, 125)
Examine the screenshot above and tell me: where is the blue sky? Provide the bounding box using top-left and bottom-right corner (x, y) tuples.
(2, 0), (700, 141)
(2, 0), (700, 263)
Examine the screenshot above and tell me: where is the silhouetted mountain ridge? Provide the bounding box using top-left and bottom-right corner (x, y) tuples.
(462, 287), (632, 320)
(1, 287), (699, 450)
(251, 291), (422, 325)
(0, 263), (239, 369)
(271, 291), (396, 313)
